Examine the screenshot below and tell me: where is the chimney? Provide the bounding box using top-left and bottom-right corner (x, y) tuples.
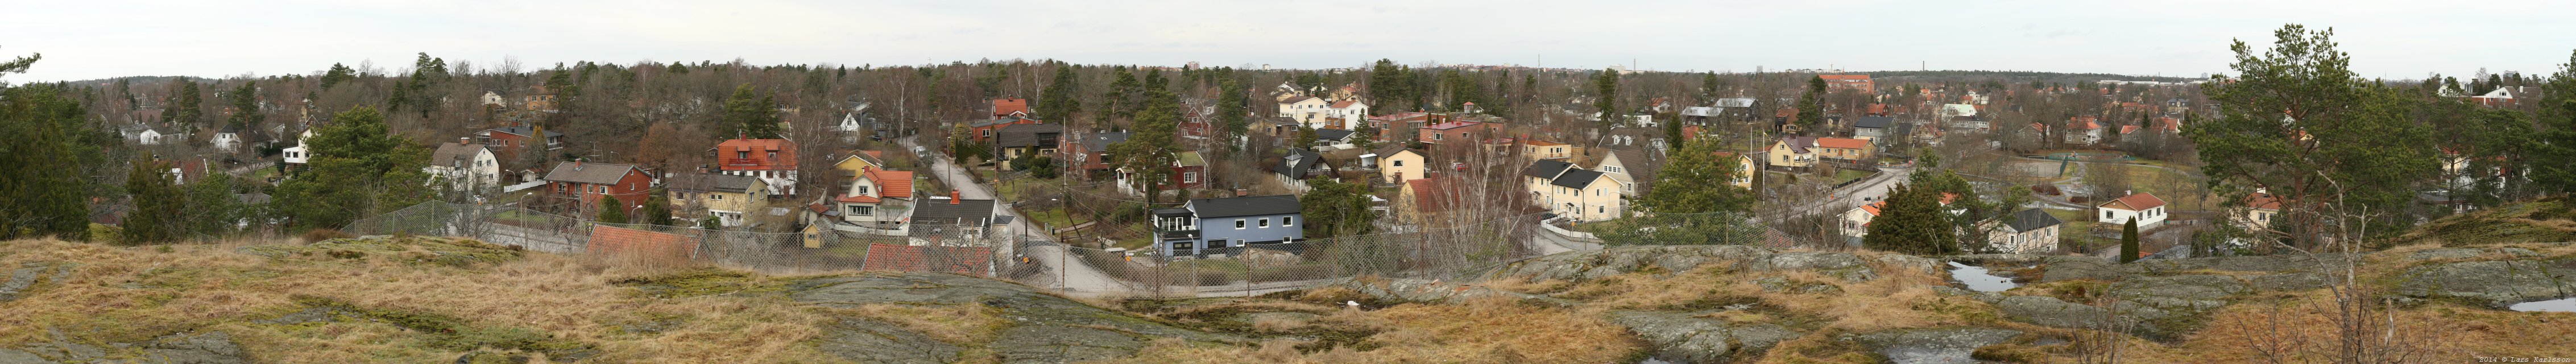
(459, 136), (471, 145)
(950, 191), (961, 204)
(2124, 190), (2134, 197)
(574, 160), (583, 171)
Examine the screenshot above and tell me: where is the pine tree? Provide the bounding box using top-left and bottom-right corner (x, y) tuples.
(226, 82), (262, 129)
(2533, 50), (2576, 198)
(0, 57), (98, 241)
(274, 106), (430, 230)
(2188, 24), (2437, 249)
(1300, 176), (1377, 238)
(1037, 64), (1082, 123)
(166, 80), (204, 131)
(1217, 80), (1249, 150)
(642, 192), (673, 226)
(320, 63), (356, 88)
(723, 84), (781, 138)
(598, 196), (627, 224)
(2119, 218), (2142, 263)
(1795, 76), (1827, 134)
(1595, 68), (1622, 128)
(1863, 183), (1958, 255)
(122, 154), (184, 245)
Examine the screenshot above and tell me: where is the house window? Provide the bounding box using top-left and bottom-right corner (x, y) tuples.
(710, 194), (723, 201)
(1282, 217), (1294, 226)
(1235, 219), (1247, 229)
(737, 151), (749, 159)
(767, 151), (777, 160)
(1258, 218), (1270, 228)
(1183, 172), (1198, 184)
(1393, 160), (1404, 167)
(857, 185), (871, 195)
(1432, 133), (1443, 140)
(848, 205), (873, 215)
(2103, 210), (2113, 220)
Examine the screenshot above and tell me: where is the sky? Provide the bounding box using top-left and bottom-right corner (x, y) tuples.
(7, 0), (2574, 82)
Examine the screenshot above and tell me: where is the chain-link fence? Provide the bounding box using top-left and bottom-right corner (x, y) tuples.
(343, 202), (1024, 277)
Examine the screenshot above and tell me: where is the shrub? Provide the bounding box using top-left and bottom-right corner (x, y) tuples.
(88, 224), (122, 243)
(301, 229), (353, 243)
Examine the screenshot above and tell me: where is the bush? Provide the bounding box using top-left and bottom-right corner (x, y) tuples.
(88, 224), (122, 243)
(301, 229), (353, 243)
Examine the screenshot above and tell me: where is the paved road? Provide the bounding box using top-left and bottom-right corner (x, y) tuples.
(898, 137), (1133, 296)
(1534, 226), (1601, 255)
(1766, 166), (1911, 224)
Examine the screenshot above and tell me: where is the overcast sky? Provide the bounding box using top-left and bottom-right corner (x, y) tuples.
(8, 0), (2573, 82)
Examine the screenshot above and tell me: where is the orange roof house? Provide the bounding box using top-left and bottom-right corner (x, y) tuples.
(990, 98), (1031, 118)
(715, 139), (799, 172)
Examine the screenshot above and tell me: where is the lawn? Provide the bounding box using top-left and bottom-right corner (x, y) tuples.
(2089, 163), (2214, 211)
(2044, 208), (2102, 251)
(1832, 169), (1875, 185)
(1021, 208), (1074, 231)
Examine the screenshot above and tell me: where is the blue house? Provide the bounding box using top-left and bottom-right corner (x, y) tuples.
(1153, 195), (1304, 258)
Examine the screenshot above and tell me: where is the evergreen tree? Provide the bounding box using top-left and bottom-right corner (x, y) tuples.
(2533, 49), (2576, 197)
(1369, 59), (1413, 113)
(0, 54), (97, 241)
(1863, 182), (1958, 255)
(1700, 72), (1721, 102)
(320, 63), (356, 89)
(122, 154), (184, 245)
(699, 216), (722, 231)
(2119, 218), (2142, 263)
(1300, 176), (1377, 238)
(598, 196), (628, 224)
(274, 106), (432, 230)
(1217, 80), (1249, 150)
(723, 84), (782, 138)
(1109, 88), (1182, 204)
(1795, 76), (1827, 134)
(1037, 64), (1082, 123)
(1601, 139), (1764, 245)
(1595, 68), (1622, 127)
(642, 192), (674, 226)
(1104, 68), (1141, 121)
(2188, 24), (2437, 249)
(165, 80), (204, 131)
(225, 81), (262, 129)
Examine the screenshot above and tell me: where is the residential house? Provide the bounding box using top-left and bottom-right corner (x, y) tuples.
(542, 162), (655, 216)
(909, 193), (999, 245)
(1597, 148), (1663, 196)
(1522, 159), (1622, 221)
(481, 91), (507, 108)
(965, 117), (1044, 143)
(135, 127), (178, 146)
(713, 139), (801, 196)
(1982, 208), (2066, 254)
(829, 150), (888, 183)
(281, 143), (310, 166)
(1325, 100), (1369, 129)
(1820, 75), (1874, 93)
(1521, 140), (1574, 161)
(1277, 96), (1331, 129)
(665, 173), (768, 227)
(2471, 86), (2540, 107)
(1713, 151), (1759, 189)
(1152, 195), (1304, 258)
(1117, 151), (1207, 195)
(1814, 137), (1872, 163)
(2095, 192), (2168, 228)
(831, 167), (916, 231)
(2229, 191), (2283, 231)
(1311, 129), (1356, 148)
(477, 125), (566, 162)
(523, 93), (558, 113)
(425, 140), (502, 193)
(2063, 117), (2105, 145)
(1378, 148), (1429, 184)
(992, 123), (1064, 171)
(1398, 177), (1464, 225)
(1766, 136), (1820, 169)
(1273, 148), (1339, 192)
(1599, 127), (1664, 152)
(1071, 131), (1128, 179)
(212, 125), (246, 151)
(989, 98), (1032, 119)
(1853, 116), (1896, 142)
(1418, 121), (1484, 144)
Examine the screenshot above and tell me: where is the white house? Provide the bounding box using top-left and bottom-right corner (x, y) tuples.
(481, 91), (507, 108)
(1326, 100), (1369, 129)
(135, 127), (177, 146)
(424, 140), (502, 193)
(282, 144), (310, 165)
(2095, 192), (2168, 228)
(1277, 96), (1331, 130)
(212, 126), (244, 151)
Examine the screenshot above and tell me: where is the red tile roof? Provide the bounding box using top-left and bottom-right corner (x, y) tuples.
(861, 168), (915, 198)
(862, 244), (994, 276)
(2242, 192), (2281, 210)
(2101, 192), (2167, 211)
(1816, 138), (1869, 150)
(716, 139), (800, 171)
(991, 98), (1030, 118)
(587, 225), (701, 259)
(1403, 178), (1461, 214)
(1329, 100), (1360, 109)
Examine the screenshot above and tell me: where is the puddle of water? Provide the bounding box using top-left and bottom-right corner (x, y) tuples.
(2510, 297), (2576, 312)
(1948, 262), (2018, 292)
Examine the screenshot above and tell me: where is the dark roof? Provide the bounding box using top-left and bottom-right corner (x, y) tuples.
(1608, 148), (1662, 193)
(1776, 136), (1817, 154)
(541, 162), (641, 185)
(994, 123), (1065, 148)
(430, 143), (488, 167)
(1082, 131), (1129, 152)
(2000, 208), (2065, 233)
(1275, 148), (1330, 179)
(487, 125), (564, 138)
(1188, 195), (1302, 218)
(1551, 168), (1605, 189)
(1265, 117), (1300, 126)
(912, 198), (997, 226)
(1313, 129), (1355, 142)
(664, 173), (761, 193)
(1854, 116), (1895, 129)
(1522, 159), (1573, 179)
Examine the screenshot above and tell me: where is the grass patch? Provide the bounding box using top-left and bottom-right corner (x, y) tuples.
(608, 267), (788, 299)
(2400, 200), (2576, 246)
(287, 295), (598, 359)
(238, 236), (523, 268)
(1832, 168), (1874, 185)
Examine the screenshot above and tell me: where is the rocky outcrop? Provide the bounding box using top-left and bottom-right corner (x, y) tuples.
(1851, 327), (2022, 364)
(1312, 277), (1575, 306)
(0, 262), (75, 303)
(2408, 247), (2541, 260)
(1485, 245), (1943, 284)
(2392, 257), (2576, 308)
(788, 273), (1237, 363)
(1609, 311), (1800, 364)
(0, 330), (246, 364)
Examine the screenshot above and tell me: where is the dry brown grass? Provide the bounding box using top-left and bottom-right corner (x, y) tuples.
(1119, 297), (1638, 364)
(2172, 290), (2576, 363)
(0, 238), (850, 363)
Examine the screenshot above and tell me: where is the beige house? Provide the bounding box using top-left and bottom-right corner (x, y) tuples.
(665, 173), (768, 227)
(1714, 151), (1761, 189)
(1814, 137), (1873, 162)
(1522, 159), (1624, 222)
(1766, 136), (1819, 169)
(1981, 209), (2065, 254)
(1596, 148), (1663, 196)
(1380, 148), (1429, 184)
(2230, 191), (2283, 231)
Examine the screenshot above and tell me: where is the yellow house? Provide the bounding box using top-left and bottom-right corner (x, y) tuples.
(1766, 136), (1819, 168)
(1814, 137), (1873, 162)
(1521, 159), (1622, 222)
(665, 173), (769, 227)
(1716, 151), (1759, 189)
(831, 150), (888, 183)
(1380, 148), (1429, 184)
(1398, 177), (1462, 226)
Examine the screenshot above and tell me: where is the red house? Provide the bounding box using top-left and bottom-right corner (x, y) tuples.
(712, 138), (800, 196)
(990, 98), (1032, 119)
(1418, 120), (1484, 144)
(475, 124), (565, 162)
(1820, 75), (1874, 94)
(964, 117), (1042, 143)
(542, 161), (653, 216)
